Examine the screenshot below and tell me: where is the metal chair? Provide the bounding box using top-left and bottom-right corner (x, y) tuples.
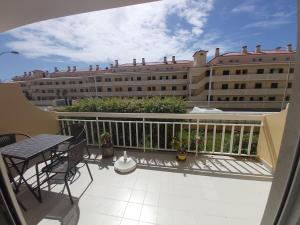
(38, 139), (93, 204)
(57, 123), (91, 158)
(0, 133), (31, 185)
(0, 133), (31, 211)
(0, 133), (31, 148)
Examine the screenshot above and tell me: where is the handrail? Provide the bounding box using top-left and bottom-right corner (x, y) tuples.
(56, 112), (265, 121)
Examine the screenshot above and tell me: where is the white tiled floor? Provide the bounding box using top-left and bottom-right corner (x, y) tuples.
(20, 150), (272, 225)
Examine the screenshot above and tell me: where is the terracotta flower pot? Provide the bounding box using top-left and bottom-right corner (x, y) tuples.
(102, 145), (114, 158)
(177, 148), (187, 161)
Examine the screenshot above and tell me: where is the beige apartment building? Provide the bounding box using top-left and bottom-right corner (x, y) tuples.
(12, 44), (296, 110)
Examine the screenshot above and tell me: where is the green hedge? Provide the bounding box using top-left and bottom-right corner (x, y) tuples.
(61, 97), (187, 113)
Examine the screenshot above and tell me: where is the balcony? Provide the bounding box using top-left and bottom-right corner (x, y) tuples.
(20, 150), (272, 225)
(0, 83), (288, 225)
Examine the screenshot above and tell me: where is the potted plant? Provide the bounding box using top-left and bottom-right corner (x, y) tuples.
(100, 132), (114, 157)
(171, 137), (187, 161)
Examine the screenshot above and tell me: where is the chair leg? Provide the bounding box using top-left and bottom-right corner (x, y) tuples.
(85, 162), (93, 181)
(86, 146), (91, 159)
(18, 200), (27, 211)
(64, 177), (73, 204)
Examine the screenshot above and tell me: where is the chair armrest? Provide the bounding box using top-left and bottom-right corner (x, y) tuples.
(14, 133), (31, 138)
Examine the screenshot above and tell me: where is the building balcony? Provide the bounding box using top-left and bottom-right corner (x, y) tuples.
(0, 83), (288, 225)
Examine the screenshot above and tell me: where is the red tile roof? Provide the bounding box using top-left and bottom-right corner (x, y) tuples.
(221, 50), (296, 57)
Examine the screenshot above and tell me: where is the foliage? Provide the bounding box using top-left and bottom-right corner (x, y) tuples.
(61, 97), (187, 113)
(100, 132), (112, 147)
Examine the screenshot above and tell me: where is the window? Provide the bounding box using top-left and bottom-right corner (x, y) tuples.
(236, 70), (241, 75)
(183, 75), (187, 79)
(80, 89), (84, 92)
(257, 69), (264, 74)
(255, 83), (262, 89)
(97, 87), (102, 92)
(147, 87), (151, 91)
(105, 78), (111, 82)
(234, 84), (239, 89)
(270, 69), (275, 74)
(125, 77), (128, 81)
(219, 60), (223, 64)
(242, 69), (248, 74)
(161, 86), (166, 91)
(278, 68), (284, 73)
(96, 77), (102, 82)
(205, 83), (209, 90)
(152, 87), (156, 91)
(137, 87), (142, 91)
(252, 58), (256, 62)
(128, 87), (132, 92)
(223, 70), (230, 75)
(79, 81), (82, 84)
(286, 96), (290, 101)
(250, 97), (254, 101)
(137, 77), (141, 81)
(183, 85), (187, 90)
(258, 58), (262, 62)
(239, 97), (244, 101)
(131, 77), (134, 81)
(217, 97), (221, 101)
(288, 83), (292, 88)
(258, 97), (263, 101)
(269, 96), (276, 101)
(272, 57), (277, 61)
(225, 97), (230, 101)
(160, 76), (163, 80)
(62, 81), (66, 85)
(241, 84), (246, 89)
(233, 97), (238, 101)
(290, 68), (294, 73)
(56, 82), (59, 85)
(172, 75), (177, 79)
(147, 76), (151, 80)
(205, 70), (210, 77)
(222, 84), (228, 89)
(271, 83), (278, 89)
(152, 76), (156, 80)
(107, 88), (112, 92)
(172, 86), (177, 91)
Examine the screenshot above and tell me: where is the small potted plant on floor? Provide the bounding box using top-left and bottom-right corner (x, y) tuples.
(171, 137), (187, 161)
(100, 132), (114, 157)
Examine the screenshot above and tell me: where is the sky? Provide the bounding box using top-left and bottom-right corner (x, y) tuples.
(0, 0), (297, 81)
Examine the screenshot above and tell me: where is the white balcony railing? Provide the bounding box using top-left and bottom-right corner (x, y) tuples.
(57, 112), (262, 157)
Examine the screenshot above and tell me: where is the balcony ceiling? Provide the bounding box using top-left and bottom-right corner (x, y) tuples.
(0, 0), (156, 32)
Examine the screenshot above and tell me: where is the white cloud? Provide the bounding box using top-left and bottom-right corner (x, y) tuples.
(244, 11), (295, 28)
(5, 0), (228, 65)
(231, 2), (256, 13)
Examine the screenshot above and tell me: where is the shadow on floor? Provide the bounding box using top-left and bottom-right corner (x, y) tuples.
(19, 189), (80, 225)
(87, 147), (273, 181)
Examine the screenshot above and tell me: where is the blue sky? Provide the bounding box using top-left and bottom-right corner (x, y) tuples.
(0, 0), (296, 81)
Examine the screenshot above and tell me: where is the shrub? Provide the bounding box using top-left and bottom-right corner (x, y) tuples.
(61, 97), (187, 113)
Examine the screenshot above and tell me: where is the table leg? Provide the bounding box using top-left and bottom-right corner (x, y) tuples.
(8, 157), (42, 203)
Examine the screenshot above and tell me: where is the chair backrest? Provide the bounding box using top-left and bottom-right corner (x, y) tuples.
(69, 123), (86, 144)
(0, 134), (16, 148)
(66, 139), (87, 171)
